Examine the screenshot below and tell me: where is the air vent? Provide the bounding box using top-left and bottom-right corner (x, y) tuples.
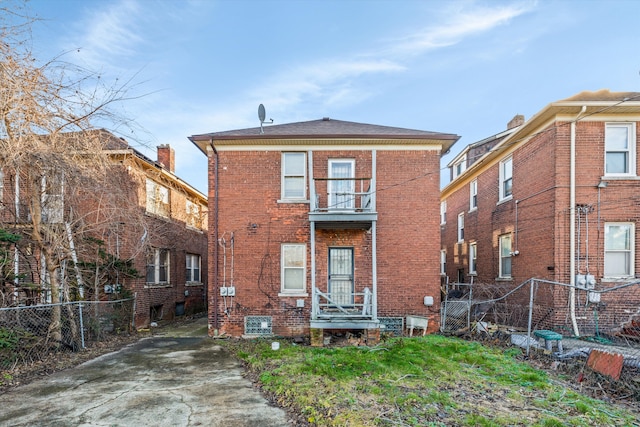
(379, 317), (404, 336)
(244, 316), (273, 335)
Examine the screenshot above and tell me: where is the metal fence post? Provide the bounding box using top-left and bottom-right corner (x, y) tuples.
(526, 278), (535, 357)
(79, 302), (86, 349)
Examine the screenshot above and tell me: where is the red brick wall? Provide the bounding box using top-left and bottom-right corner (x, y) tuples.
(443, 119), (640, 331)
(208, 147), (444, 336)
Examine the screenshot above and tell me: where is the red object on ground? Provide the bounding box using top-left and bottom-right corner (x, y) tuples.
(586, 349), (624, 381)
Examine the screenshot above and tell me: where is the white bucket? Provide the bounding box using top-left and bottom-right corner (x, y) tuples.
(271, 342), (280, 350)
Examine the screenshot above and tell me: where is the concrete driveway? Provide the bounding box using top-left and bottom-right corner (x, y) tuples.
(0, 318), (290, 427)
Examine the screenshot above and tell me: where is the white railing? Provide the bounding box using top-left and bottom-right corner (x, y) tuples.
(312, 287), (373, 319)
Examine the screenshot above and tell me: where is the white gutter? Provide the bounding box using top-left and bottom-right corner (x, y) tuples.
(569, 106), (586, 337)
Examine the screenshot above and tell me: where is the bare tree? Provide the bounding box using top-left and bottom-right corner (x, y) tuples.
(0, 2), (144, 346)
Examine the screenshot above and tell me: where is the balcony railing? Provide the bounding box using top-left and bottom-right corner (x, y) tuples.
(309, 178), (377, 229)
(312, 287), (373, 320)
(310, 177), (374, 212)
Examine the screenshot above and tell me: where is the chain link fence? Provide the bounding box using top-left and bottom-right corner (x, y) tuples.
(441, 279), (640, 401)
(0, 299), (135, 369)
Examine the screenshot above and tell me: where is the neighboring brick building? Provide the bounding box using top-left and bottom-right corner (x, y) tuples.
(190, 118), (459, 341)
(440, 90), (640, 334)
(0, 130), (208, 328)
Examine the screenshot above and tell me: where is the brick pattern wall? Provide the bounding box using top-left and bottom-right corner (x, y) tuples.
(442, 119), (640, 332)
(208, 147), (443, 336)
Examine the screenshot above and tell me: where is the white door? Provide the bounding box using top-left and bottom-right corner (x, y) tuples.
(328, 159), (355, 210)
(329, 248), (354, 306)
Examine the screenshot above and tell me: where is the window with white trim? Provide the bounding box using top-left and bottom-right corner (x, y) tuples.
(147, 248), (170, 284)
(605, 123), (636, 176)
(440, 201), (446, 225)
(146, 179), (170, 217)
(499, 156), (513, 201)
(604, 223), (634, 278)
(281, 152), (306, 200)
(469, 242), (477, 275)
(185, 253), (201, 283)
(469, 179), (478, 211)
(499, 234), (512, 278)
(0, 169), (4, 199)
(440, 250), (446, 275)
(281, 244), (306, 292)
(453, 155), (467, 179)
(457, 213), (464, 242)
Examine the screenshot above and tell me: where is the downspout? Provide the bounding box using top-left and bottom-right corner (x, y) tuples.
(569, 106), (586, 337)
(209, 140), (220, 334)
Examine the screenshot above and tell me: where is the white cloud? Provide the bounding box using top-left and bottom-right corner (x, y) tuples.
(383, 2), (536, 58)
(62, 0), (145, 73)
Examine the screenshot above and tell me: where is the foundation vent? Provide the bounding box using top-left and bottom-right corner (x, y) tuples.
(244, 316), (273, 335)
(379, 317), (404, 336)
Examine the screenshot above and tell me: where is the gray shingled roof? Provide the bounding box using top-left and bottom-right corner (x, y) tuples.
(190, 118), (459, 141)
(561, 90), (640, 103)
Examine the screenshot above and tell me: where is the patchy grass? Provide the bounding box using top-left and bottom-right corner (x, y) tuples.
(225, 335), (638, 426)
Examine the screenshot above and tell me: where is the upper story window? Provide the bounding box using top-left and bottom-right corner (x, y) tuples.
(146, 179), (170, 217)
(42, 169), (64, 223)
(440, 201), (447, 225)
(604, 223), (634, 278)
(186, 199), (203, 228)
(186, 253), (201, 283)
(452, 155), (467, 179)
(469, 242), (477, 275)
(499, 156), (513, 201)
(499, 234), (512, 278)
(147, 248), (170, 285)
(0, 169), (4, 199)
(469, 179), (478, 211)
(605, 123), (636, 176)
(440, 249), (446, 275)
(282, 152), (306, 200)
(457, 213), (464, 242)
(281, 244), (306, 293)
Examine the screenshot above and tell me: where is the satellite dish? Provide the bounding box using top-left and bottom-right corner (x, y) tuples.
(257, 104), (273, 134)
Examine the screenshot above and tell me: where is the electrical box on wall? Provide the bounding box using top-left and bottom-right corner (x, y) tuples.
(220, 287), (227, 296)
(575, 274), (596, 290)
(227, 286), (236, 297)
(423, 296), (434, 306)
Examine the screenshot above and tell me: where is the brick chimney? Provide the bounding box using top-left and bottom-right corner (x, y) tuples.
(157, 144), (175, 173)
(507, 114), (525, 130)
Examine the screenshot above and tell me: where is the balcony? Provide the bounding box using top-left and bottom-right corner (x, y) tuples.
(310, 287), (378, 329)
(309, 177), (377, 229)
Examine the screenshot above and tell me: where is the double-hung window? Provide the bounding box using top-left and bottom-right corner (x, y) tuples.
(147, 248), (170, 285)
(281, 152), (306, 200)
(469, 179), (478, 211)
(440, 250), (446, 275)
(604, 223), (634, 278)
(281, 244), (306, 293)
(440, 201), (447, 225)
(605, 123), (636, 176)
(499, 156), (513, 201)
(469, 242), (477, 275)
(457, 213), (464, 242)
(146, 179), (170, 217)
(499, 234), (512, 278)
(186, 253), (201, 283)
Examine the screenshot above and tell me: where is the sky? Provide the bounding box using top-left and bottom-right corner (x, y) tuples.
(18, 0), (640, 193)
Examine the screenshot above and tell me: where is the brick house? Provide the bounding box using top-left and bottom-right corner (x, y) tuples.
(440, 90), (640, 334)
(0, 130), (208, 328)
(190, 118), (459, 341)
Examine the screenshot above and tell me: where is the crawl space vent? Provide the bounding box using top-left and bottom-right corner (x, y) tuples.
(244, 316), (273, 335)
(379, 317), (404, 336)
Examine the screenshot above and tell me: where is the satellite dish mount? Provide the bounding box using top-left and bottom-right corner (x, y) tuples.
(258, 104), (273, 134)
